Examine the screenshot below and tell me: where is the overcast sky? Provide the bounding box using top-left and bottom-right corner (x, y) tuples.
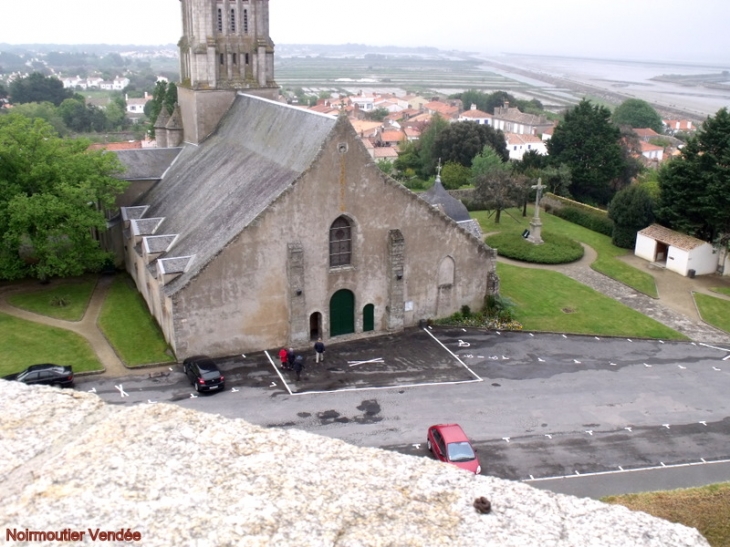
(1, 0), (728, 63)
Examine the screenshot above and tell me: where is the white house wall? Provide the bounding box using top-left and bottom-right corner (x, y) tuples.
(634, 233), (657, 262)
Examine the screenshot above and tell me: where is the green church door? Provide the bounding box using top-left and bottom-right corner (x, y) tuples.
(330, 289), (355, 337)
(363, 304), (374, 332)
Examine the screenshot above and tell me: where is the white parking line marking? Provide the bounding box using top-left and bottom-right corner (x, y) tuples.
(189, 393), (197, 398)
(585, 430), (593, 436)
(231, 388), (239, 392)
(545, 434), (552, 439)
(413, 443), (421, 449)
(663, 424), (671, 429)
(503, 437), (511, 443)
(699, 343), (730, 353)
(699, 421), (707, 426)
(423, 329), (482, 381)
(114, 384), (128, 397)
(573, 359), (581, 364)
(87, 387), (96, 393)
(644, 363), (652, 368)
(265, 350), (293, 396)
(525, 458), (730, 483)
(348, 358), (384, 367)
(724, 355), (730, 361)
(713, 366), (722, 371)
(678, 365), (686, 369)
(624, 427), (632, 432)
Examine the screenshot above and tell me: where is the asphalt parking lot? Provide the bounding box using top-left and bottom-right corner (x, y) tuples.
(80, 326), (730, 497)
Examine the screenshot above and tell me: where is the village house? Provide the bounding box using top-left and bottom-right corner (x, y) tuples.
(504, 132), (548, 161)
(491, 102), (552, 136)
(457, 104), (493, 125)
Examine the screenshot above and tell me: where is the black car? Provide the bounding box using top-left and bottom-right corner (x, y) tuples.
(183, 355), (225, 392)
(3, 364), (74, 388)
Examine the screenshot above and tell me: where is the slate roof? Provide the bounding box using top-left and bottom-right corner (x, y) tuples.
(115, 148), (182, 180)
(638, 224), (708, 251)
(138, 93), (339, 295)
(419, 176), (471, 222)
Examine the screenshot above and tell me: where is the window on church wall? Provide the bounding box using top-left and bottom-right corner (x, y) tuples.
(217, 8), (223, 32)
(230, 9), (236, 32)
(245, 53), (250, 65)
(220, 53), (225, 65)
(329, 216), (352, 268)
(243, 9), (249, 33)
(232, 53), (237, 65)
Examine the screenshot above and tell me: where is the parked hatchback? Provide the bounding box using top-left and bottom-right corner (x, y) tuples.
(427, 424), (481, 474)
(183, 356), (225, 393)
(2, 364), (74, 388)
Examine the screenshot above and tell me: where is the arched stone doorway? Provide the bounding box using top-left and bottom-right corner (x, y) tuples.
(309, 312), (322, 340)
(363, 304), (374, 332)
(330, 289), (355, 337)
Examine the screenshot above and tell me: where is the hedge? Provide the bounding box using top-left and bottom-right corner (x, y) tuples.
(551, 206), (614, 237)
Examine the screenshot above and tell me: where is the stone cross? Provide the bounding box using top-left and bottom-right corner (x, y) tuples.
(531, 178), (546, 219)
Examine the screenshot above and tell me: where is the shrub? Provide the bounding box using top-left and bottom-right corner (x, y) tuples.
(485, 231), (584, 264)
(552, 206), (613, 236)
(461, 305), (472, 318)
(50, 295), (70, 308)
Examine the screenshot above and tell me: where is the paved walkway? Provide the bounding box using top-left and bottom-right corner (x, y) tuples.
(497, 243), (730, 344)
(0, 276), (144, 377)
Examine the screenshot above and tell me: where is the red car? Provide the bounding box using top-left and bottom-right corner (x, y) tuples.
(427, 424), (481, 474)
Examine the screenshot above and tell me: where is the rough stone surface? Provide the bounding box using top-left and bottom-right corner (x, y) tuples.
(1, 382), (709, 547)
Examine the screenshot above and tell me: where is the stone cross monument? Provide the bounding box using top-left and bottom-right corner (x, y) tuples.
(527, 178), (546, 245)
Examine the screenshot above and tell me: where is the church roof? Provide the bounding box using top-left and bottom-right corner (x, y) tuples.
(419, 175), (471, 222)
(115, 148), (182, 180)
(139, 93), (338, 294)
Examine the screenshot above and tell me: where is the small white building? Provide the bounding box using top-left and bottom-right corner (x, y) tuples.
(504, 132), (548, 161)
(635, 224), (718, 277)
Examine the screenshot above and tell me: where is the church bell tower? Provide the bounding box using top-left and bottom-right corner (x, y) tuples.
(176, 0), (278, 144)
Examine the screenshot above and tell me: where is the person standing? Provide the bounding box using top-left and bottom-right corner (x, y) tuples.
(278, 348), (289, 370)
(314, 338), (325, 364)
(287, 348), (295, 370)
(293, 354), (305, 381)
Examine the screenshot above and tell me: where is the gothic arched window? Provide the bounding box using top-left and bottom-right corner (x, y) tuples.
(329, 216), (352, 268)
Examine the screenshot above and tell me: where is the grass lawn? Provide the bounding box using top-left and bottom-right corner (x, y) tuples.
(97, 276), (172, 366)
(6, 276), (97, 321)
(603, 482), (730, 547)
(711, 287), (730, 297)
(694, 293), (730, 333)
(473, 207), (658, 297)
(0, 313), (103, 376)
(497, 262), (686, 340)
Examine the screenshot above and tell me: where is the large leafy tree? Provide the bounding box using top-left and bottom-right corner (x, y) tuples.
(416, 113), (449, 177)
(9, 72), (72, 106)
(0, 114), (127, 281)
(547, 99), (625, 206)
(607, 185), (655, 249)
(657, 107), (730, 243)
(432, 121), (508, 169)
(471, 145), (519, 223)
(612, 99), (663, 133)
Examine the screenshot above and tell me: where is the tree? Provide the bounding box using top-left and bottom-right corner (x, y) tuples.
(0, 114), (127, 281)
(432, 121), (508, 170)
(9, 72), (72, 106)
(10, 101), (68, 135)
(365, 107), (389, 122)
(607, 185), (655, 248)
(657, 107), (730, 244)
(547, 99), (625, 206)
(473, 170), (524, 224)
(612, 99), (663, 133)
(416, 113), (449, 177)
(440, 161), (471, 190)
(471, 145), (517, 223)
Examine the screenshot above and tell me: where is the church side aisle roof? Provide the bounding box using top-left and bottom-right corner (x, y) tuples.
(419, 175), (472, 223)
(140, 94), (338, 294)
(116, 148), (182, 180)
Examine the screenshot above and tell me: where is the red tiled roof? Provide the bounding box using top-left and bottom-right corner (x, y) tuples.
(638, 224), (708, 251)
(460, 109), (491, 119)
(633, 128), (660, 138)
(88, 141), (143, 151)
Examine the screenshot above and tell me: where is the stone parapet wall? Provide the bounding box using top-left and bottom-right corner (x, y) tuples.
(0, 382), (709, 547)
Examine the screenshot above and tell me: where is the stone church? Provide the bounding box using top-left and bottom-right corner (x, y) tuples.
(111, 0), (498, 359)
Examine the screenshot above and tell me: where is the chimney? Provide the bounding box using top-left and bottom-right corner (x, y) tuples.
(504, 101), (510, 109)
(471, 104), (477, 110)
